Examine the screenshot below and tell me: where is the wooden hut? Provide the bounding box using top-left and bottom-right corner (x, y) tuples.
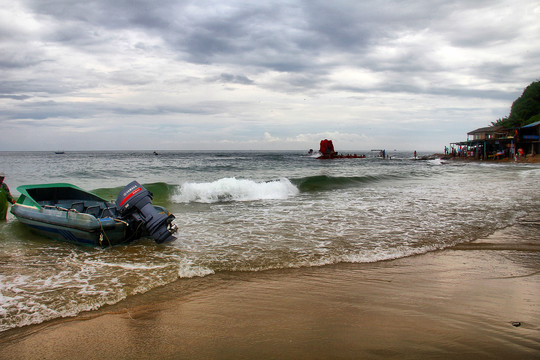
(451, 121), (540, 159)
(452, 125), (513, 159)
(519, 120), (540, 155)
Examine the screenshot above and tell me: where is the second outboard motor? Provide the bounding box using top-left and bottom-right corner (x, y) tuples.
(116, 181), (177, 244)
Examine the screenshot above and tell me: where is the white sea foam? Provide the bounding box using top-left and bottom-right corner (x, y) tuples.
(518, 167), (540, 179)
(173, 177), (299, 203)
(428, 158), (444, 166)
(2, 150), (539, 333)
(82, 259), (172, 271)
(177, 262), (215, 278)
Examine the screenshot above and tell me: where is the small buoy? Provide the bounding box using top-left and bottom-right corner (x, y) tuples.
(511, 321), (521, 327)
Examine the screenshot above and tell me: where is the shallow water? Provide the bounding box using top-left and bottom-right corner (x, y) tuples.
(0, 150), (539, 332)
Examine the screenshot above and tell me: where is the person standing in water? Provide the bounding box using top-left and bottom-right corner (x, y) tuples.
(0, 172), (16, 220)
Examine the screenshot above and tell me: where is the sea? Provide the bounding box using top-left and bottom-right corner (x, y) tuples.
(0, 150), (539, 333)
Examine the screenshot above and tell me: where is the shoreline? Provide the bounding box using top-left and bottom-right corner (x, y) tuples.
(1, 223), (539, 359)
(434, 153), (540, 164)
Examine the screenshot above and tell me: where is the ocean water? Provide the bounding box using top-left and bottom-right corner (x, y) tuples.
(0, 150), (538, 332)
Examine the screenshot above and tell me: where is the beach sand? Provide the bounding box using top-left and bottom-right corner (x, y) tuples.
(1, 222), (539, 359)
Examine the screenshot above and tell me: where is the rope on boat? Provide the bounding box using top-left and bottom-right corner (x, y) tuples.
(97, 218), (112, 247)
(113, 218), (129, 226)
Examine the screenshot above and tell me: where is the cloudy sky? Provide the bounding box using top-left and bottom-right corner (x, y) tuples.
(1, 0), (539, 151)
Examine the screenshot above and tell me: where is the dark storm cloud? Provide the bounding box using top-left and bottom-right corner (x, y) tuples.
(27, 0), (174, 29)
(18, 0), (531, 82)
(22, 1), (332, 72)
(2, 0), (539, 150)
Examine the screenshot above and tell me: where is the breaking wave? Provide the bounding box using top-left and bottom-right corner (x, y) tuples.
(91, 175), (404, 205)
(173, 177), (299, 203)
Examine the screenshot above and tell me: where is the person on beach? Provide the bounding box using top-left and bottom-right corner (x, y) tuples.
(0, 172), (16, 220)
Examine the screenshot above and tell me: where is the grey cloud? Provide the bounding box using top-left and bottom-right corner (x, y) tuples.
(24, 1), (319, 72)
(1, 100), (93, 121)
(0, 81), (67, 95)
(27, 0), (174, 29)
(18, 1), (522, 67)
(217, 73), (254, 85)
(107, 104), (216, 116)
(0, 76), (100, 96)
(0, 94), (32, 100)
(0, 48), (49, 69)
(0, 96), (231, 123)
(1, 0), (538, 151)
(334, 77), (519, 101)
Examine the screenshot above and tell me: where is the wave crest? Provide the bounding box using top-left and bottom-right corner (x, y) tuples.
(291, 174), (388, 192)
(173, 177), (299, 203)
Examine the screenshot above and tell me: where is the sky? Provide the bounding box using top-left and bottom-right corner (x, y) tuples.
(1, 0), (539, 152)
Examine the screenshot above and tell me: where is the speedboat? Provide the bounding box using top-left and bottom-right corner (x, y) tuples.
(11, 181), (178, 247)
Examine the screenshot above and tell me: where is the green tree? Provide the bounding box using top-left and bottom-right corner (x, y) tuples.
(499, 81), (540, 128)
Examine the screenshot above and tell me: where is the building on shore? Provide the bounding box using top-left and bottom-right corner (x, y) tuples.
(451, 121), (540, 160)
(521, 120), (540, 154)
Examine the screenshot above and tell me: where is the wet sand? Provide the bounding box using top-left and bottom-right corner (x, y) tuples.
(1, 223), (539, 359)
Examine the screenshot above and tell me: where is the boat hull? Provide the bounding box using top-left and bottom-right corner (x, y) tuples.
(12, 204), (129, 247)
(11, 182), (177, 247)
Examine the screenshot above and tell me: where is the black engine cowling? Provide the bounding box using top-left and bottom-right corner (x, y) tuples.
(116, 181), (177, 244)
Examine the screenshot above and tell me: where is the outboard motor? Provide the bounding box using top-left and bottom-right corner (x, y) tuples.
(116, 181), (177, 243)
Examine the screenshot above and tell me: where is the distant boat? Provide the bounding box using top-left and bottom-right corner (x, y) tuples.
(54, 151), (65, 154)
(316, 139), (366, 159)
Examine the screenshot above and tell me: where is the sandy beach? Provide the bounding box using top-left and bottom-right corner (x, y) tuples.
(1, 221), (539, 359)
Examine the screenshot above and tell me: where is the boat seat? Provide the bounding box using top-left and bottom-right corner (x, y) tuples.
(101, 207), (116, 218)
(85, 205), (102, 218)
(70, 202), (85, 213)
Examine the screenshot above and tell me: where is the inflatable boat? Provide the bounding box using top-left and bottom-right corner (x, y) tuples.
(11, 181), (177, 247)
